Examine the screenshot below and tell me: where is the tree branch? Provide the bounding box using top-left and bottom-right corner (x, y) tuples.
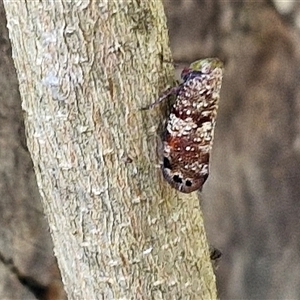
(3, 1), (217, 298)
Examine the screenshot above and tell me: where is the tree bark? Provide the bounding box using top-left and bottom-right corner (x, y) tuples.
(3, 1), (217, 299)
(0, 0), (65, 298)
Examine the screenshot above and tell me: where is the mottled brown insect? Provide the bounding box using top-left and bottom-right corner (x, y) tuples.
(148, 58), (224, 193)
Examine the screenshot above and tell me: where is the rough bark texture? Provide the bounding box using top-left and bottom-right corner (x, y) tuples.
(3, 1), (216, 299)
(0, 0), (65, 299)
(164, 0), (300, 299)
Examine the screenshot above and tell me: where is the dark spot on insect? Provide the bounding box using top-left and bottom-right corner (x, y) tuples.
(185, 180), (192, 187)
(174, 108), (193, 120)
(173, 175), (182, 183)
(195, 115), (211, 127)
(163, 157), (172, 169)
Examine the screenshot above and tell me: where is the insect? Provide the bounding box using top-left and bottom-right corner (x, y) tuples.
(147, 58), (224, 193)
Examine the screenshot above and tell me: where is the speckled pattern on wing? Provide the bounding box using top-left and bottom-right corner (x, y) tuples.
(160, 58), (224, 193)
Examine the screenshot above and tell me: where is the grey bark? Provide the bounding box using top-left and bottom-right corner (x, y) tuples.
(3, 1), (217, 299)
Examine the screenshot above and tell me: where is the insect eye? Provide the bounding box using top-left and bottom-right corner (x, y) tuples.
(173, 175), (182, 183)
(185, 180), (192, 187)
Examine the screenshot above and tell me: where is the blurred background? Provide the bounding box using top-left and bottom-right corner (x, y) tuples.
(163, 0), (300, 299)
(1, 0), (300, 299)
